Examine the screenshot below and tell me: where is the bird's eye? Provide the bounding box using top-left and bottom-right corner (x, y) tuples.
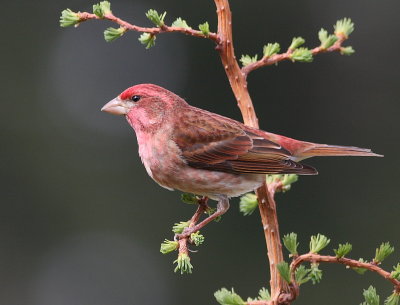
(131, 95), (141, 102)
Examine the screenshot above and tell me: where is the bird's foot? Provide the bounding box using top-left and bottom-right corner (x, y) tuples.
(175, 226), (199, 240)
(175, 195), (230, 241)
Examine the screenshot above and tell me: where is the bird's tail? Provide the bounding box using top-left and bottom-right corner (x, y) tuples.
(298, 144), (383, 159)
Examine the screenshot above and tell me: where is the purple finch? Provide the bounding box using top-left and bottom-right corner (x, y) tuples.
(102, 84), (381, 236)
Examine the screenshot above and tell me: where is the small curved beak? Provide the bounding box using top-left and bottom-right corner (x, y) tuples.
(101, 97), (131, 115)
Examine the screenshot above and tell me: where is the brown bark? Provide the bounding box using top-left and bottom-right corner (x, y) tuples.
(291, 253), (400, 291)
(213, 0), (289, 299)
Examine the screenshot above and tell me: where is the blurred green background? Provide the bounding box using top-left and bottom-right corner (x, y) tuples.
(1, 0), (399, 304)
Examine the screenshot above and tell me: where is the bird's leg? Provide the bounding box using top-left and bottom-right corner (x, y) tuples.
(177, 195), (230, 239)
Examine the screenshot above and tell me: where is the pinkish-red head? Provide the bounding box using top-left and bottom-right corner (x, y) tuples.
(101, 84), (187, 132)
(118, 84), (176, 101)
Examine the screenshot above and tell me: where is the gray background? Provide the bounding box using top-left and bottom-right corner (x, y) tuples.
(1, 0), (399, 304)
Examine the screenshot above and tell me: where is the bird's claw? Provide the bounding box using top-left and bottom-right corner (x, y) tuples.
(175, 227), (198, 241)
(174, 231), (188, 241)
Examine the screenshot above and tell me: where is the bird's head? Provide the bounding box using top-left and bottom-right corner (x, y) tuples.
(102, 84), (187, 131)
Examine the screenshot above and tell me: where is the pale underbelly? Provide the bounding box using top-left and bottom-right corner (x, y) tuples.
(138, 136), (265, 199)
(152, 165), (265, 199)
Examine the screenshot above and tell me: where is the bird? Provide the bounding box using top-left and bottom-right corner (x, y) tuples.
(101, 84), (382, 237)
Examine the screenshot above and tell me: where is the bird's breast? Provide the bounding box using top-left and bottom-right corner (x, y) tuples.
(136, 131), (185, 191)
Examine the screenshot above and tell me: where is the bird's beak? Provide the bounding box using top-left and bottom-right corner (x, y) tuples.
(101, 97), (132, 115)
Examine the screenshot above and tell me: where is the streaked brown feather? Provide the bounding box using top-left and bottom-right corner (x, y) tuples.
(172, 106), (317, 175)
(298, 144), (383, 159)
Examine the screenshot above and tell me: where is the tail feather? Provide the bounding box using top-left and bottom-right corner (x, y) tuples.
(299, 144), (383, 159)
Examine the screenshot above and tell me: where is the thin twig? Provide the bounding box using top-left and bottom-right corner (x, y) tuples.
(241, 35), (348, 77)
(177, 197), (209, 256)
(189, 197), (210, 226)
(77, 12), (218, 41)
(291, 253), (400, 292)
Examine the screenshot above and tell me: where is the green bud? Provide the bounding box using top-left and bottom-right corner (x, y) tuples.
(295, 265), (311, 285)
(283, 232), (299, 256)
(239, 193), (258, 216)
(240, 54), (258, 67)
(334, 18), (354, 37)
(309, 234), (330, 253)
(138, 33), (156, 49)
(334, 242), (352, 258)
(341, 46), (355, 56)
(214, 288), (246, 305)
(172, 221), (190, 234)
(361, 286), (380, 305)
(266, 174), (282, 184)
(290, 47), (313, 63)
(258, 287), (271, 301)
(160, 239), (178, 254)
(173, 253), (193, 274)
(281, 174), (298, 192)
(206, 207), (215, 215)
(104, 27), (126, 42)
(266, 174), (298, 192)
(277, 261), (291, 284)
(198, 22), (210, 37)
(204, 207), (221, 222)
(289, 37), (305, 50)
(309, 263), (323, 284)
(146, 9), (166, 27)
(172, 17), (191, 29)
(318, 28), (338, 49)
(352, 258), (368, 274)
(190, 232), (205, 246)
(263, 43), (280, 57)
(391, 263), (400, 280)
(60, 9), (80, 27)
(385, 293), (400, 305)
(374, 242), (394, 264)
(181, 193), (198, 204)
(93, 1), (111, 18)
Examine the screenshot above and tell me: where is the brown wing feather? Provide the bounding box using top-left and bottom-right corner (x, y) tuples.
(172, 106), (317, 175)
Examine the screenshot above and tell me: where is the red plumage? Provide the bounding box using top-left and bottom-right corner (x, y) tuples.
(101, 84), (382, 235)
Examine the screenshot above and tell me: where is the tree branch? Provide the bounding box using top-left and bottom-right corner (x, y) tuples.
(246, 251), (400, 305)
(241, 35), (348, 77)
(291, 253), (400, 292)
(77, 12), (218, 41)
(213, 0), (288, 300)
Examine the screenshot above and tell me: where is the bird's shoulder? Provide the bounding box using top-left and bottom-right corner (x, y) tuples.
(171, 105), (245, 144)
(171, 105), (286, 161)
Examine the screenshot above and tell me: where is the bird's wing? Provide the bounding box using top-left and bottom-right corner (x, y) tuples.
(172, 108), (317, 175)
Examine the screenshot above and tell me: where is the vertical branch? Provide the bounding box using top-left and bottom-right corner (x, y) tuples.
(213, 0), (289, 299)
